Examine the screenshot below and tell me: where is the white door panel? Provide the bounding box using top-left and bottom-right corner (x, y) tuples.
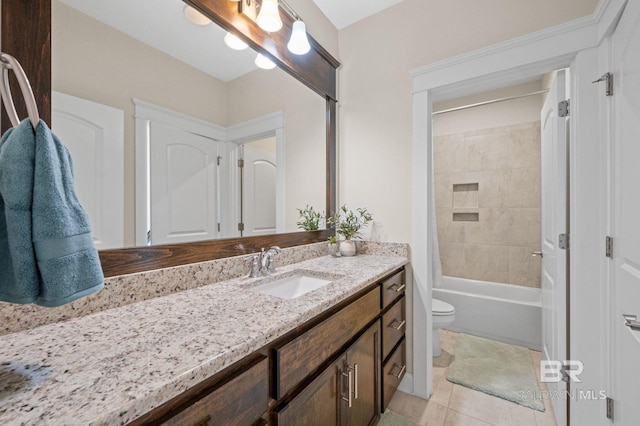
(150, 122), (218, 244)
(51, 92), (124, 249)
(242, 144), (276, 237)
(541, 70), (568, 426)
(611, 1), (640, 423)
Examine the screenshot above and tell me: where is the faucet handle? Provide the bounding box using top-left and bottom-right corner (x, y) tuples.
(245, 254), (261, 278)
(265, 246), (281, 273)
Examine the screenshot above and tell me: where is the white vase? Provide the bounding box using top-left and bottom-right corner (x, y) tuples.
(340, 239), (356, 257)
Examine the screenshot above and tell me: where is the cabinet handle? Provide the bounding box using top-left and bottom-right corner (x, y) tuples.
(390, 364), (406, 380)
(389, 319), (406, 330)
(353, 363), (358, 400)
(341, 368), (353, 408)
(389, 284), (406, 292)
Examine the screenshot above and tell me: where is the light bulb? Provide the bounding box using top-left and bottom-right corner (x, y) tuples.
(183, 5), (210, 26)
(256, 0), (282, 32)
(287, 20), (311, 55)
(255, 53), (276, 70)
(224, 32), (248, 50)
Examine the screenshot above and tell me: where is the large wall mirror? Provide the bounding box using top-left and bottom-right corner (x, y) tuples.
(0, 0), (338, 276)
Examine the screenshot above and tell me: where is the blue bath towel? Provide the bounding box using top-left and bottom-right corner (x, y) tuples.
(0, 119), (104, 307)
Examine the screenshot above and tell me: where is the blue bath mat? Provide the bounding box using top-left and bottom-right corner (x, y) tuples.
(446, 333), (545, 411)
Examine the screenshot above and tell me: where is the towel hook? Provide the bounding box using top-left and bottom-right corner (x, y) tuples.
(0, 53), (40, 130)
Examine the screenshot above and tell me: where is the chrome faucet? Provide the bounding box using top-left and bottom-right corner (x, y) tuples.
(246, 246), (281, 277)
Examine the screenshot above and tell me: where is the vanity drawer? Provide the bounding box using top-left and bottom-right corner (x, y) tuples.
(381, 269), (406, 309)
(162, 356), (269, 426)
(382, 338), (406, 411)
(274, 287), (380, 399)
(382, 296), (406, 360)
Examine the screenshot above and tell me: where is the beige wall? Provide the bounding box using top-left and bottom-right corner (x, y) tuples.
(337, 0), (598, 244)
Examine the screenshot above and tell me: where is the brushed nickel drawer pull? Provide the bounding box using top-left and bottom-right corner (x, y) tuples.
(353, 363), (359, 400)
(341, 368), (353, 407)
(389, 284), (406, 292)
(389, 319), (406, 330)
(390, 364), (406, 379)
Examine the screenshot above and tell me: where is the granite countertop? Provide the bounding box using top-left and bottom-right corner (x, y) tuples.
(0, 253), (408, 425)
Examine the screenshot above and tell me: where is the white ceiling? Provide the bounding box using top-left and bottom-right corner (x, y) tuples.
(312, 0), (404, 29)
(59, 0), (405, 82)
(60, 0), (258, 82)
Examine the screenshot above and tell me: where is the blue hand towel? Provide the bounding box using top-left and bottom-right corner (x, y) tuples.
(0, 118), (104, 307)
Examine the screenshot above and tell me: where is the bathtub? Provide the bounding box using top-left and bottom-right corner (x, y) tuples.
(433, 276), (541, 350)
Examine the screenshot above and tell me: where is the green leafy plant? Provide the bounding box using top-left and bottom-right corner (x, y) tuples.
(327, 204), (373, 240)
(328, 235), (337, 244)
(296, 205), (324, 231)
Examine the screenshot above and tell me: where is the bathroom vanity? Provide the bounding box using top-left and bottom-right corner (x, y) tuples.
(0, 247), (408, 425)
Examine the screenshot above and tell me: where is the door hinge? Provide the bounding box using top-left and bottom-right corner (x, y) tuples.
(606, 396), (614, 420)
(559, 233), (569, 250)
(559, 99), (570, 117)
(593, 72), (613, 96)
(237, 222), (244, 232)
(217, 223), (221, 232)
(606, 236), (613, 258)
(217, 155), (222, 166)
(238, 159), (244, 168)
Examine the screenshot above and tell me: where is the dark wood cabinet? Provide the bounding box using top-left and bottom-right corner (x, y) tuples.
(275, 321), (381, 426)
(130, 267), (409, 426)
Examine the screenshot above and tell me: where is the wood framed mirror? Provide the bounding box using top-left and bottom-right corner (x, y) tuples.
(1, 0), (338, 277)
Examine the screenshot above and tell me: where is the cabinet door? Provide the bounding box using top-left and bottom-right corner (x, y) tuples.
(275, 357), (342, 426)
(343, 322), (381, 426)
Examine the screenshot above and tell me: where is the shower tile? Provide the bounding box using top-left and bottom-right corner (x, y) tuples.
(509, 124), (541, 169)
(508, 208), (541, 247)
(464, 132), (510, 172)
(463, 244), (509, 283)
(508, 246), (542, 287)
(507, 167), (541, 208)
(434, 135), (466, 174)
(435, 174), (454, 208)
(465, 208), (510, 245)
(476, 169), (508, 208)
(437, 208), (466, 243)
(439, 243), (466, 277)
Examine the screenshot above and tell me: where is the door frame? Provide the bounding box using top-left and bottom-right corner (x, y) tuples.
(409, 1), (625, 425)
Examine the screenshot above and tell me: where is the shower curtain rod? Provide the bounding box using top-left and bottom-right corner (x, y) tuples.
(432, 89), (549, 115)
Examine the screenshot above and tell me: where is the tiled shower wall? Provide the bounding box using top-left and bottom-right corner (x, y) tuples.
(434, 121), (541, 287)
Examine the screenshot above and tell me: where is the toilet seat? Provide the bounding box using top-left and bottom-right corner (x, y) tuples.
(432, 298), (455, 316)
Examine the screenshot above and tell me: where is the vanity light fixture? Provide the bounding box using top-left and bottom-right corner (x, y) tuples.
(183, 5), (211, 26)
(255, 53), (276, 69)
(287, 19), (311, 55)
(256, 0), (282, 32)
(224, 32), (249, 50)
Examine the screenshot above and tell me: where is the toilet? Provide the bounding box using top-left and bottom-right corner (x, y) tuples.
(432, 298), (456, 356)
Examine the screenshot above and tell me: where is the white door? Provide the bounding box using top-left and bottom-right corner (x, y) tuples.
(150, 122), (219, 244)
(610, 1), (640, 423)
(540, 70), (568, 426)
(51, 92), (124, 249)
(242, 141), (277, 237)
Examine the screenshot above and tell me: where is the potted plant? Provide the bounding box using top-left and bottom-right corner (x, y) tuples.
(327, 204), (373, 256)
(296, 204), (324, 231)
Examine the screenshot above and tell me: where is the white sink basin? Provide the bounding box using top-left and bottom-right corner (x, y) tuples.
(251, 273), (334, 299)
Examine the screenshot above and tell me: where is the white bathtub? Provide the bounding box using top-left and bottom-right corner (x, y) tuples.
(433, 276), (541, 350)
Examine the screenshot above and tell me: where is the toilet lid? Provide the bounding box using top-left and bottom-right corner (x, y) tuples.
(432, 298), (455, 315)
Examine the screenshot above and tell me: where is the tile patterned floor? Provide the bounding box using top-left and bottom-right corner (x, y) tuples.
(387, 330), (558, 426)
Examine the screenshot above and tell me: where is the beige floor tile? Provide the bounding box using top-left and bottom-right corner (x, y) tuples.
(388, 390), (447, 426)
(430, 365), (454, 407)
(449, 385), (537, 426)
(444, 409), (493, 426)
